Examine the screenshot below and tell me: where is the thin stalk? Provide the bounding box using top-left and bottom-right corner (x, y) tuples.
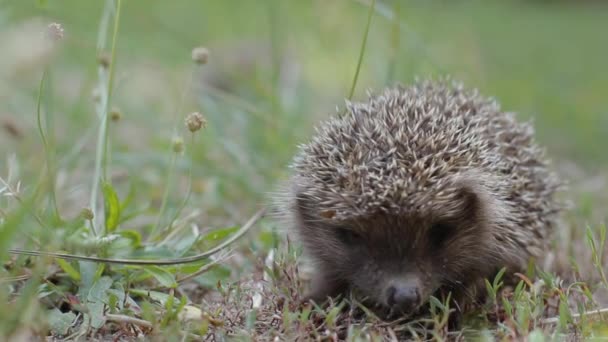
(167, 133), (195, 229)
(150, 67), (195, 240)
(348, 0), (375, 101)
(151, 152), (177, 239)
(267, 0), (281, 116)
(8, 208), (266, 265)
(102, 0), (122, 180)
(89, 0), (122, 236)
(385, 0), (401, 85)
(35, 69), (60, 221)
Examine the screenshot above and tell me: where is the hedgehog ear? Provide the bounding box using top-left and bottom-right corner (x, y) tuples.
(456, 185), (482, 222)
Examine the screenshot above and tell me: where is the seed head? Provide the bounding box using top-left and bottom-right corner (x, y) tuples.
(81, 208), (94, 221)
(46, 22), (64, 42)
(172, 136), (185, 153)
(98, 51), (111, 69)
(110, 108), (122, 122)
(191, 47), (209, 65)
(185, 112), (207, 132)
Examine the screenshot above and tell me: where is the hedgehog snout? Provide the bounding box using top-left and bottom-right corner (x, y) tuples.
(384, 276), (422, 313)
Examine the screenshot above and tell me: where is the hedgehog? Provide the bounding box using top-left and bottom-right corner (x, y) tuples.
(274, 79), (563, 319)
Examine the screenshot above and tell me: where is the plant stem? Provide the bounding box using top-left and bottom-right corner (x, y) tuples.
(89, 0), (122, 236)
(35, 68), (61, 223)
(386, 0), (401, 85)
(151, 152), (177, 239)
(348, 0), (375, 101)
(167, 133), (195, 230)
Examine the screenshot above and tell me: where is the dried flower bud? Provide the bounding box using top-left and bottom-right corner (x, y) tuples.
(81, 208), (94, 220)
(191, 47), (209, 65)
(110, 108), (122, 122)
(185, 112), (207, 132)
(172, 136), (185, 153)
(46, 22), (64, 42)
(2, 117), (23, 140)
(98, 51), (111, 68)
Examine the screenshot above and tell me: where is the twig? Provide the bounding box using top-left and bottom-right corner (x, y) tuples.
(105, 313), (153, 329)
(0, 275), (31, 283)
(8, 208), (265, 265)
(540, 307), (608, 325)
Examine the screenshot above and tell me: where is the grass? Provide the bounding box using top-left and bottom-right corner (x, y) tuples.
(1, 0), (608, 340)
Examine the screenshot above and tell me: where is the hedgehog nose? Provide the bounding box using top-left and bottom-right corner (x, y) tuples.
(386, 283), (421, 311)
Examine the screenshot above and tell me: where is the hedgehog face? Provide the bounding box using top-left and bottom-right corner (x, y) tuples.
(294, 184), (497, 317)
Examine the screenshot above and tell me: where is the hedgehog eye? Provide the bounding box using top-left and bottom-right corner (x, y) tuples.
(429, 222), (456, 246)
(336, 228), (363, 245)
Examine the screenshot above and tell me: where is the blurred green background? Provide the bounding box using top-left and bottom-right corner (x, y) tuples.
(0, 0), (607, 338)
(1, 0), (607, 242)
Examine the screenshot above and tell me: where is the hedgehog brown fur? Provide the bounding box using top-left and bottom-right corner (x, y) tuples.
(274, 79), (564, 319)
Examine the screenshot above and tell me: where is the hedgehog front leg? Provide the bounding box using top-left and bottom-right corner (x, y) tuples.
(303, 270), (347, 306)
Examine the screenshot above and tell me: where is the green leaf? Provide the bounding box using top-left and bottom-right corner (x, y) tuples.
(193, 265), (231, 288)
(130, 289), (172, 306)
(47, 308), (77, 336)
(144, 266), (178, 288)
(200, 226), (239, 245)
(325, 303), (344, 328)
(120, 180), (136, 211)
(77, 261), (96, 298)
(86, 301), (106, 329)
(118, 229), (142, 247)
(87, 276), (113, 302)
(56, 259), (81, 281)
(102, 181), (121, 232)
(484, 279), (495, 300)
(558, 294), (572, 331)
(493, 267), (506, 290)
(528, 329), (546, 342)
(84, 276), (113, 329)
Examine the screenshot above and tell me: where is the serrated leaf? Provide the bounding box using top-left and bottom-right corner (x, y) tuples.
(144, 266), (177, 288)
(56, 259), (80, 281)
(102, 181), (121, 232)
(47, 308), (76, 336)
